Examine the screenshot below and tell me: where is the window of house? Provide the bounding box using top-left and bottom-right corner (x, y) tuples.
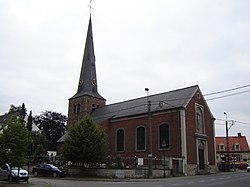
(196, 106), (204, 134)
(116, 129), (124, 152)
(159, 124), (170, 149)
(234, 143), (240, 151)
(236, 154), (241, 162)
(219, 144), (225, 151)
(136, 126), (145, 151)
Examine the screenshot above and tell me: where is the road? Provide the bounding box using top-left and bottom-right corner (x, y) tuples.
(29, 171), (250, 187)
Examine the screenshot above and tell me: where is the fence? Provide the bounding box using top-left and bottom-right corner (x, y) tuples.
(27, 154), (184, 177)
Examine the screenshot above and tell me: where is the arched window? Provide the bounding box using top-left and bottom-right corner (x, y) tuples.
(116, 129), (124, 152)
(136, 126), (145, 151)
(196, 107), (204, 134)
(159, 124), (170, 149)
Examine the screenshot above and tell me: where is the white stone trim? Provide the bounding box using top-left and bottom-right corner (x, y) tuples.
(180, 109), (187, 175)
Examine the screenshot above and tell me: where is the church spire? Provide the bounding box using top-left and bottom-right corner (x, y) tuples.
(67, 12), (105, 128)
(71, 17), (104, 100)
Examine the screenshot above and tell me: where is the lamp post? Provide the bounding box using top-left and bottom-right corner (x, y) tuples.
(224, 112), (230, 172)
(145, 88), (152, 177)
(162, 140), (166, 178)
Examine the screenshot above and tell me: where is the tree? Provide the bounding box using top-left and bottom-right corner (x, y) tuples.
(33, 111), (67, 151)
(8, 103), (26, 118)
(26, 111), (33, 132)
(0, 117), (32, 167)
(28, 131), (48, 156)
(8, 104), (22, 114)
(33, 144), (48, 164)
(20, 103), (26, 121)
(63, 115), (107, 165)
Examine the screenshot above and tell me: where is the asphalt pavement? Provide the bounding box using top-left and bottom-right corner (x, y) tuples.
(0, 170), (247, 187)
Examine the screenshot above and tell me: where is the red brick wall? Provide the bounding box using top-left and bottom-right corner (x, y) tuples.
(99, 111), (181, 160)
(99, 90), (215, 166)
(185, 91), (215, 165)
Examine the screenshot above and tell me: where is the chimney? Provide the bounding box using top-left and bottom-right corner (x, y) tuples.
(238, 132), (242, 137)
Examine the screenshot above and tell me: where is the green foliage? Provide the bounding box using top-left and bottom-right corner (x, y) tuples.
(34, 144), (46, 155)
(26, 111), (33, 132)
(20, 103), (26, 121)
(8, 104), (22, 114)
(0, 117), (32, 167)
(33, 144), (48, 164)
(0, 143), (7, 166)
(33, 111), (67, 150)
(63, 115), (107, 164)
(28, 131), (48, 156)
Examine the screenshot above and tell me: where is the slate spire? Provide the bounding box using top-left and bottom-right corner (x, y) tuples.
(72, 17), (104, 100)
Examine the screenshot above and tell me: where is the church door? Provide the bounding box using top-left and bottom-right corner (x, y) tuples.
(198, 142), (205, 170)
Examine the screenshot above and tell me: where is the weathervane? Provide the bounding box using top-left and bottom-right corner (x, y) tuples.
(88, 0), (93, 15)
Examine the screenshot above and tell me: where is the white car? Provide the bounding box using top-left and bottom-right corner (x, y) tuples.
(0, 164), (29, 182)
(247, 165), (250, 172)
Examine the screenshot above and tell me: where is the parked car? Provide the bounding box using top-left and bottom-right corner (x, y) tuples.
(0, 164), (29, 182)
(238, 163), (249, 170)
(32, 163), (67, 177)
(247, 165), (250, 172)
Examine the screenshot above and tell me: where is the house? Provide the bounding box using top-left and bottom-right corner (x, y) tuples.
(0, 110), (39, 133)
(0, 111), (20, 134)
(216, 133), (250, 169)
(58, 16), (217, 176)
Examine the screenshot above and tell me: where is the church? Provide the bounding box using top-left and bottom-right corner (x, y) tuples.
(59, 15), (217, 176)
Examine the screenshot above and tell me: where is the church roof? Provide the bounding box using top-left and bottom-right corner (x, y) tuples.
(58, 85), (200, 143)
(70, 17), (104, 100)
(91, 85), (199, 123)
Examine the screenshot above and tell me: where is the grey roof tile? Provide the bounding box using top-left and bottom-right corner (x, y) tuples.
(70, 17), (105, 100)
(91, 85), (198, 123)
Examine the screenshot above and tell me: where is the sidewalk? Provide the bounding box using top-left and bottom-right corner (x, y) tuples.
(0, 181), (30, 187)
(0, 180), (48, 187)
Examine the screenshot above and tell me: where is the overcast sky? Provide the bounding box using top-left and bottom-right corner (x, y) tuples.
(0, 0), (249, 142)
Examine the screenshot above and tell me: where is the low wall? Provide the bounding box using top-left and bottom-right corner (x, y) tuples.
(67, 167), (172, 179)
(185, 164), (197, 176)
(185, 164), (218, 176)
(208, 165), (219, 174)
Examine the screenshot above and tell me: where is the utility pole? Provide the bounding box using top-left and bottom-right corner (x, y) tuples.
(224, 112), (230, 172)
(145, 88), (152, 178)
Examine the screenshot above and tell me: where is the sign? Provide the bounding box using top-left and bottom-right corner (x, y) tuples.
(138, 158), (144, 166)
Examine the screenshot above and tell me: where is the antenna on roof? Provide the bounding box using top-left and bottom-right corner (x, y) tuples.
(88, 0), (94, 16)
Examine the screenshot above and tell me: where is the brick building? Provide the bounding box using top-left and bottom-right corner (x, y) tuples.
(59, 16), (217, 176)
(216, 133), (250, 168)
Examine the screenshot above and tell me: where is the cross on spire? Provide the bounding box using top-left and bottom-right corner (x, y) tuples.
(88, 0), (93, 15)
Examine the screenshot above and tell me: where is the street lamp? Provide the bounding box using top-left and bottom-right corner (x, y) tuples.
(162, 140), (166, 178)
(145, 88), (152, 177)
(224, 112), (230, 172)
